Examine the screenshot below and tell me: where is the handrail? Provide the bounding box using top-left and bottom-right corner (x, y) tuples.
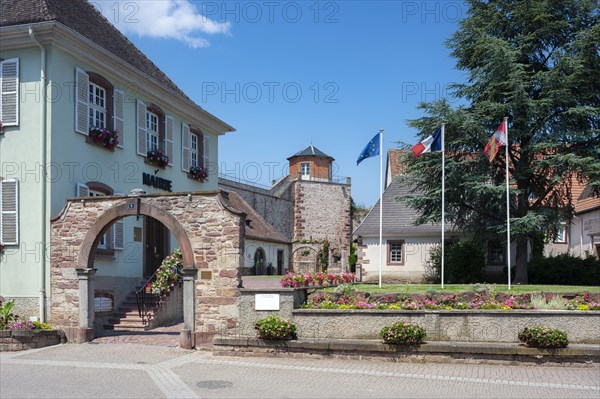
(135, 269), (161, 324)
(135, 268), (183, 325)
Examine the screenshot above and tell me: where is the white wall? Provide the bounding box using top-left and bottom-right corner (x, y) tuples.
(244, 239), (288, 274)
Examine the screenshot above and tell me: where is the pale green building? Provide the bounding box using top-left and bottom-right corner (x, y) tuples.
(0, 0), (234, 321)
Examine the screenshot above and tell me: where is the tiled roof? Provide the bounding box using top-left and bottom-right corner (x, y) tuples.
(354, 177), (452, 236)
(287, 145), (334, 160)
(224, 190), (289, 244)
(1, 0), (189, 100)
(574, 181), (600, 214)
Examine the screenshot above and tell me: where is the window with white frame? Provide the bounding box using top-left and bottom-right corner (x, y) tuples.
(190, 133), (199, 168)
(146, 111), (159, 152)
(387, 240), (404, 265)
(88, 82), (106, 129)
(301, 162), (310, 177)
(555, 225), (567, 243)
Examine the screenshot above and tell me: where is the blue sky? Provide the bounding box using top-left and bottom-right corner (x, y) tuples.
(97, 0), (467, 207)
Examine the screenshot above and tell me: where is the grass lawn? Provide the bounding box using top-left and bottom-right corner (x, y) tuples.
(348, 283), (600, 294)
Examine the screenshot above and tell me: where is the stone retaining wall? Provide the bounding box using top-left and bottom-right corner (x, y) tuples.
(0, 330), (63, 351)
(234, 289), (600, 344)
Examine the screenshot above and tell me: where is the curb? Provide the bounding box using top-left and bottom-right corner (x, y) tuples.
(213, 336), (600, 363)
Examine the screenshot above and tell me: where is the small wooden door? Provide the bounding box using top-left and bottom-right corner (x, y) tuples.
(277, 250), (284, 275)
(144, 217), (169, 277)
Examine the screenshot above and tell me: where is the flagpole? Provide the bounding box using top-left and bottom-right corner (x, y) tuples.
(504, 117), (511, 291)
(379, 129), (384, 288)
(441, 124), (445, 289)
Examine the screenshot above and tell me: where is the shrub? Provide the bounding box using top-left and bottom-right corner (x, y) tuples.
(426, 241), (486, 284)
(0, 299), (16, 329)
(527, 254), (600, 285)
(348, 244), (358, 273)
(254, 316), (296, 340)
(380, 321), (427, 345)
(518, 326), (568, 348)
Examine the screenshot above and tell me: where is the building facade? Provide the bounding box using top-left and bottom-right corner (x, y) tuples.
(0, 0), (234, 319)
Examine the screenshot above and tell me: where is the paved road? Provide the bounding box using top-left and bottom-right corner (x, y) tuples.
(1, 343), (599, 398)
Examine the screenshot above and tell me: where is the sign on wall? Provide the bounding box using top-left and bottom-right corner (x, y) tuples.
(255, 294), (280, 311)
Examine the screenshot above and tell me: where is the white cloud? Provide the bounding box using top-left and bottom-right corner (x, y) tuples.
(94, 0), (231, 48)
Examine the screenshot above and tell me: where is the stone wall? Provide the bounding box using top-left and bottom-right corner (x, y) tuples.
(293, 180), (352, 255)
(0, 329), (63, 351)
(2, 297), (39, 320)
(149, 284), (183, 328)
(219, 179), (294, 241)
(49, 191), (243, 339)
(232, 292), (600, 344)
(291, 310), (600, 344)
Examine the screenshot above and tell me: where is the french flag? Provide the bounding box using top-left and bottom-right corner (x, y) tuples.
(412, 127), (442, 157)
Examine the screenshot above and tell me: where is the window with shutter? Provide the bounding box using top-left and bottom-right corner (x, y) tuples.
(136, 100), (147, 156)
(0, 179), (19, 245)
(75, 68), (89, 134)
(1, 58), (20, 127)
(165, 116), (174, 166)
(114, 89), (125, 148)
(113, 192), (125, 250)
(181, 123), (191, 172)
(203, 135), (210, 179)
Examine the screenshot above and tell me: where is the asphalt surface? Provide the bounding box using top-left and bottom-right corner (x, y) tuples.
(1, 340), (599, 399)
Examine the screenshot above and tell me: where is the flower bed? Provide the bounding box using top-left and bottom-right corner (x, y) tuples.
(280, 272), (355, 288)
(1, 299), (61, 351)
(301, 290), (600, 311)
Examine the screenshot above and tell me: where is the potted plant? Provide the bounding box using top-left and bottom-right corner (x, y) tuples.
(88, 127), (119, 150)
(146, 149), (169, 168)
(188, 166), (208, 182)
(266, 262), (275, 275)
(255, 316), (296, 340)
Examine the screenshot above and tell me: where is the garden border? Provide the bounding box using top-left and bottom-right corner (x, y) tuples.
(0, 329), (65, 352)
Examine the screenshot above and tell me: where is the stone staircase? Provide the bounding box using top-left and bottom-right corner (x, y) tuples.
(103, 282), (151, 332)
(102, 280), (183, 334)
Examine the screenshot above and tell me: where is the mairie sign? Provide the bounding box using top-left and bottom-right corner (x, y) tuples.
(142, 172), (173, 192)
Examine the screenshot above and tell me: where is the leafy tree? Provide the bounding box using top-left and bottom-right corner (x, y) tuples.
(402, 0), (600, 283)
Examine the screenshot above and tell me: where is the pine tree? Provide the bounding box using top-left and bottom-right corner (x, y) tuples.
(402, 0), (600, 283)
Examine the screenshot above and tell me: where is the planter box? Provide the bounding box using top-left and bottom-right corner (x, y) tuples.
(0, 329), (63, 352)
(291, 309), (600, 344)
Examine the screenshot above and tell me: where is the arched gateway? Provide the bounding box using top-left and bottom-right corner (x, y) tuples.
(50, 191), (245, 345)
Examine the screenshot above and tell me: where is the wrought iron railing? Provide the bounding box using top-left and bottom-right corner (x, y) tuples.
(135, 270), (162, 325)
(135, 268), (184, 325)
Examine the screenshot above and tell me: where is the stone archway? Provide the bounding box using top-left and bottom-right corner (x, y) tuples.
(50, 191), (245, 344)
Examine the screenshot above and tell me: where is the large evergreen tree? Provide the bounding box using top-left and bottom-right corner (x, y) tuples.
(402, 0), (600, 283)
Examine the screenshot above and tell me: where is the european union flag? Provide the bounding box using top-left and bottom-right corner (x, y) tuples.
(356, 132), (381, 165)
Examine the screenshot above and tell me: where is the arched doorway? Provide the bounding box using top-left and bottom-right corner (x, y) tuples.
(291, 245), (319, 273)
(253, 248), (266, 275)
(50, 192), (244, 345)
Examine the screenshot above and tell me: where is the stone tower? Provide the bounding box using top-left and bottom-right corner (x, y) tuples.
(288, 145), (352, 273)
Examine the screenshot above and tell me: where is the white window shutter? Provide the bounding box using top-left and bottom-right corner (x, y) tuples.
(76, 182), (89, 197)
(136, 100), (147, 156)
(114, 89), (125, 148)
(181, 123), (191, 172)
(165, 116), (174, 166)
(75, 67), (89, 135)
(0, 179), (19, 245)
(203, 135), (210, 175)
(113, 220), (125, 250)
(0, 58), (19, 126)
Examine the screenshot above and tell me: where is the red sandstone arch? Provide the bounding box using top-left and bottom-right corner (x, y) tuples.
(78, 200), (195, 269)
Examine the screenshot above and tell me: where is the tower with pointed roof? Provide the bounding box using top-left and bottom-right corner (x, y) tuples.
(287, 145), (334, 182)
